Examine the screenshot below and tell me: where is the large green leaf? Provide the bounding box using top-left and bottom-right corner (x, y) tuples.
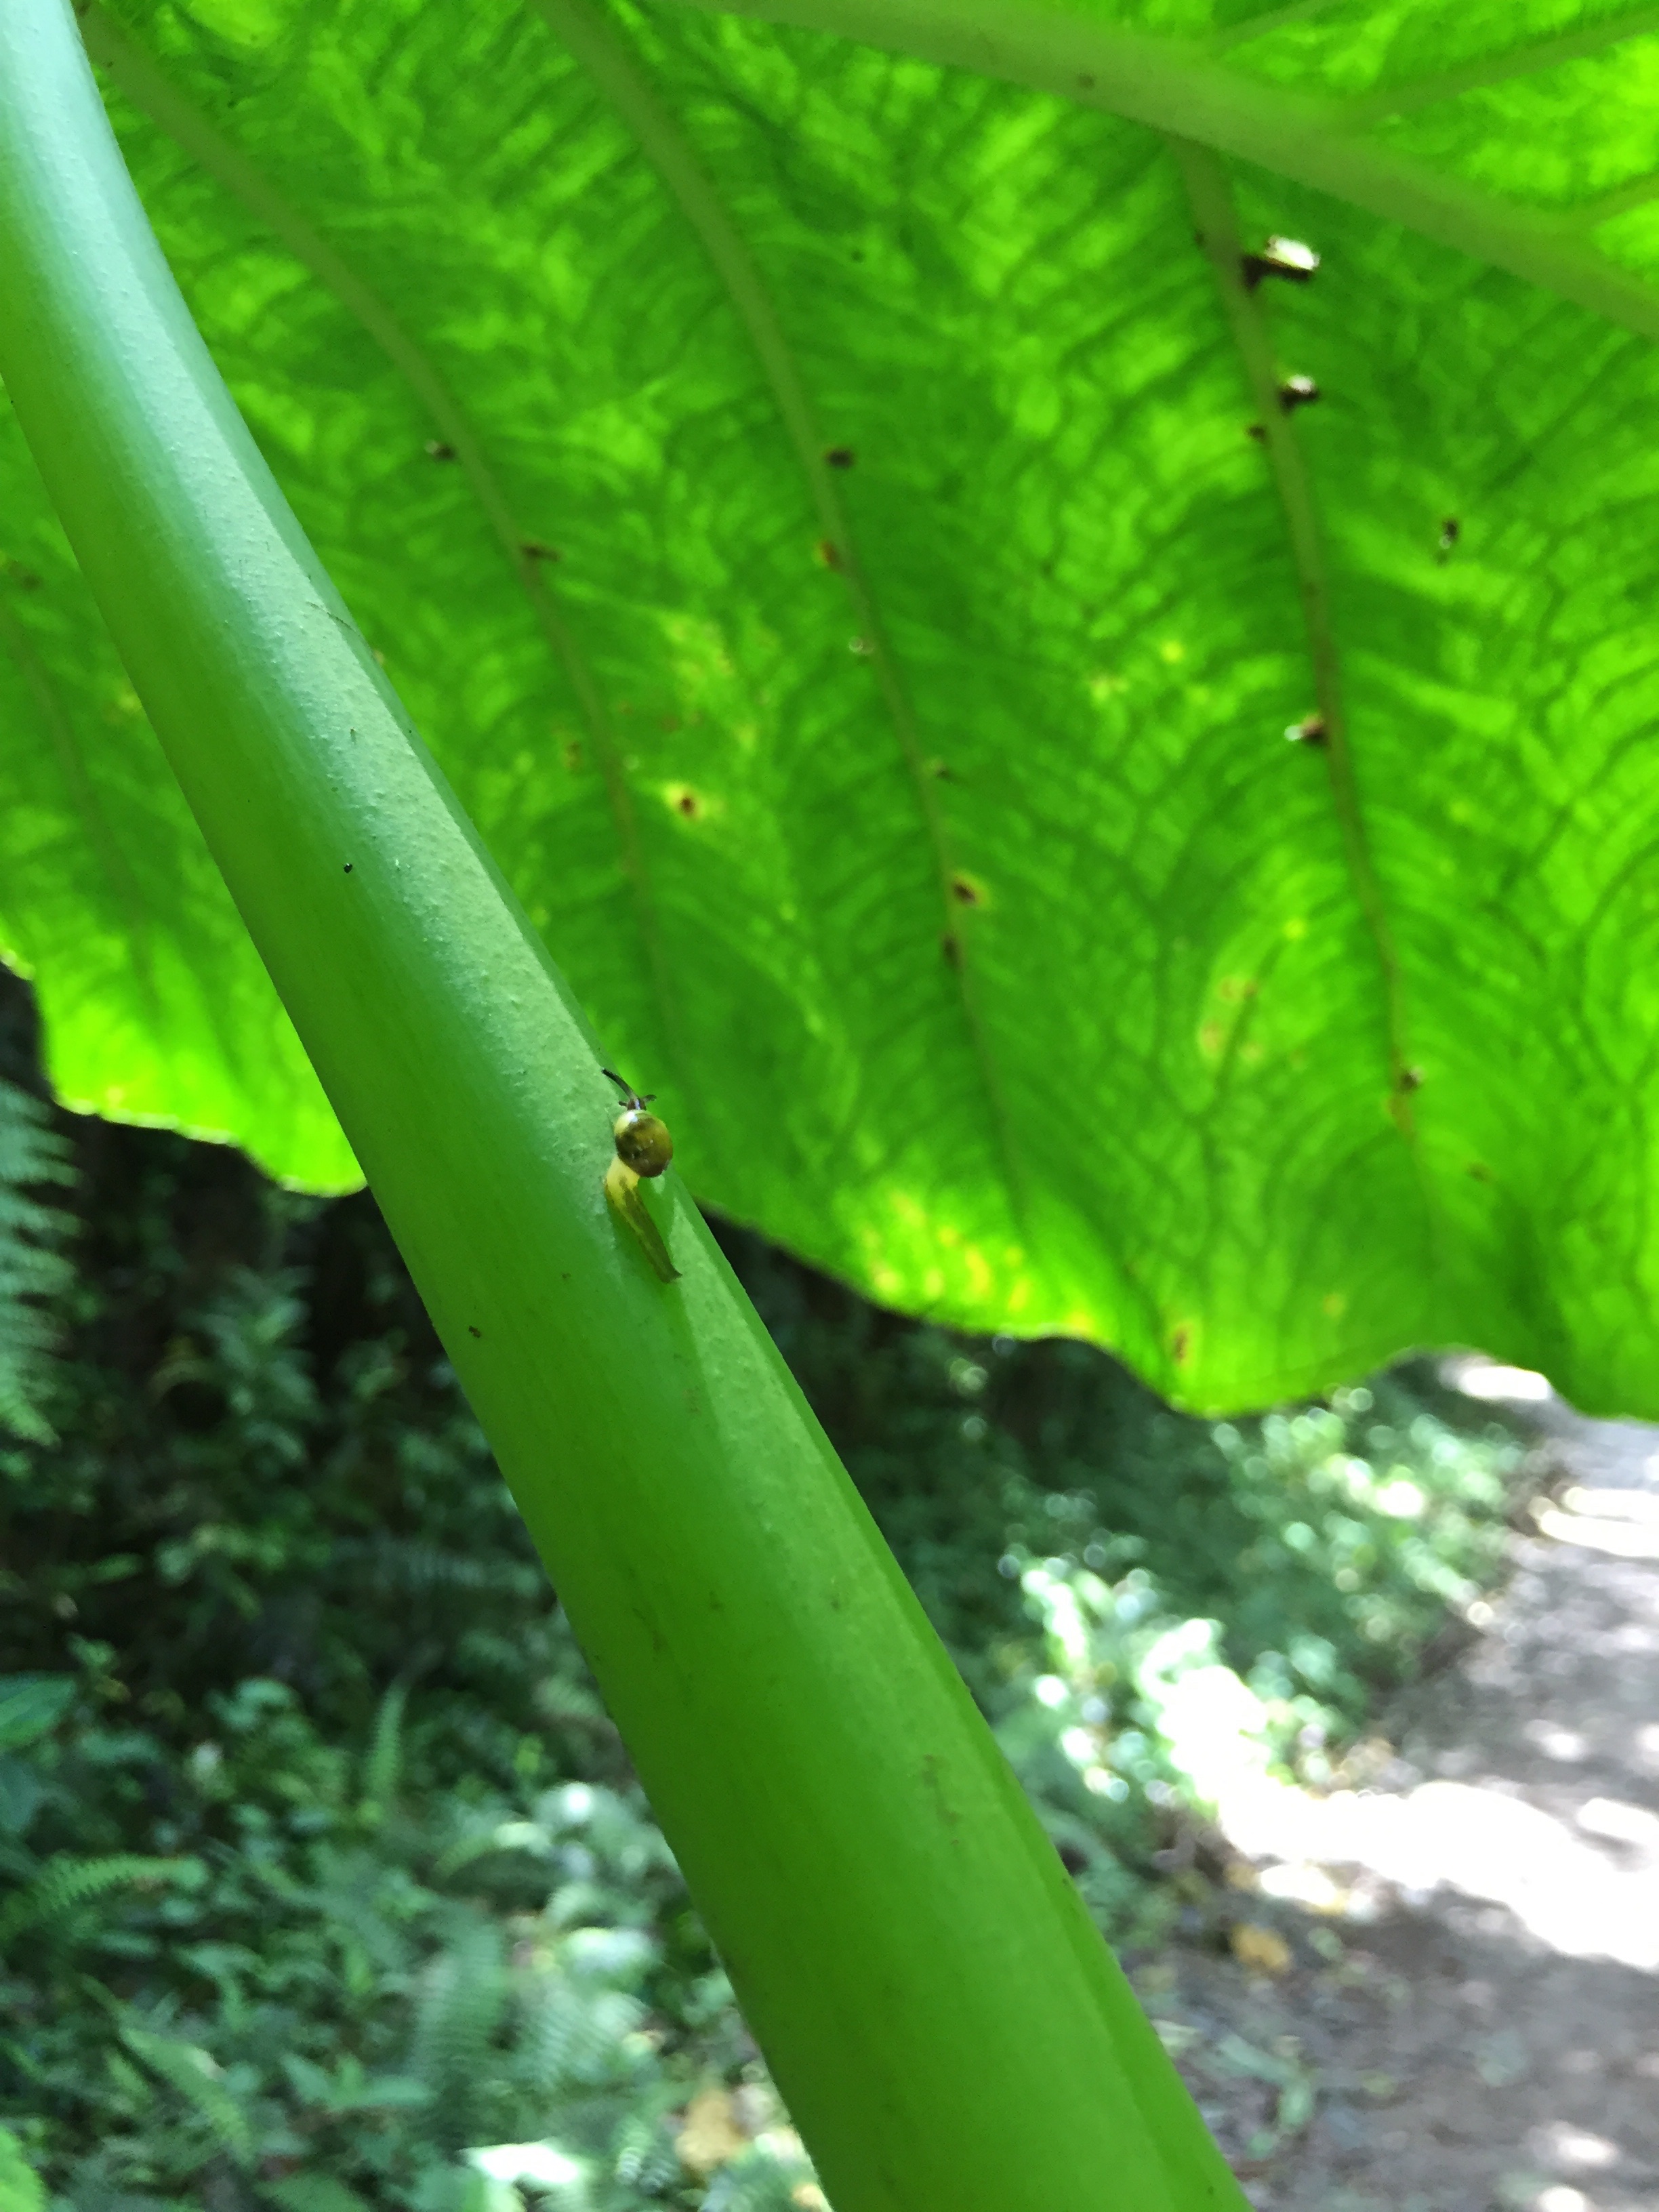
(3, 0), (1658, 1413)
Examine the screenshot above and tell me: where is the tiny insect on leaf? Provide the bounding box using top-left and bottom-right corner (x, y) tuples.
(1241, 235), (1320, 289)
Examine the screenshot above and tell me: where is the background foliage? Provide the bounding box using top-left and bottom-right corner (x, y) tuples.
(0, 975), (1529, 2209)
(5, 0), (1659, 1410)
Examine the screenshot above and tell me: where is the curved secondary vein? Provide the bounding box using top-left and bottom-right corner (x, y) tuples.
(1340, 7), (1659, 128)
(1169, 140), (1416, 1133)
(0, 592), (155, 991)
(534, 0), (1029, 1211)
(1565, 169), (1659, 232)
(1208, 0), (1355, 54)
(76, 1), (685, 1080)
(661, 0), (1659, 346)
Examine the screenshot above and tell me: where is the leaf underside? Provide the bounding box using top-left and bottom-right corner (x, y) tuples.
(4, 0), (1659, 1413)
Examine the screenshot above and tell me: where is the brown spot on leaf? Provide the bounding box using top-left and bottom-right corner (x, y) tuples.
(424, 439), (456, 461)
(521, 539), (561, 562)
(941, 930), (961, 968)
(1171, 1324), (1192, 1365)
(824, 446), (856, 469)
(815, 538), (843, 569)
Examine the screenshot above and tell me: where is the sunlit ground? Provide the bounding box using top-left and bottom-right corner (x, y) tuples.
(1201, 1360), (1659, 2211)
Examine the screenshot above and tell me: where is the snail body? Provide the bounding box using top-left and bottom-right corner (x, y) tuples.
(602, 1069), (679, 1282)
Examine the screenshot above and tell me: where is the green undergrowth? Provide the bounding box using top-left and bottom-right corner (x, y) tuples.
(0, 1102), (1530, 2209)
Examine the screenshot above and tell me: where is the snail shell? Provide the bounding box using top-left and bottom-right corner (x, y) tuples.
(613, 1106), (672, 1178)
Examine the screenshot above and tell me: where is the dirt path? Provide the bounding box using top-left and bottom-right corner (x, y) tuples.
(1137, 1364), (1659, 2212)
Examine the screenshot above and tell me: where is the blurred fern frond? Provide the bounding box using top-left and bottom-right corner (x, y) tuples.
(0, 1853), (202, 1944)
(0, 1078), (75, 1443)
(360, 1679), (408, 1812)
(119, 2022), (255, 2169)
(412, 1916), (506, 2154)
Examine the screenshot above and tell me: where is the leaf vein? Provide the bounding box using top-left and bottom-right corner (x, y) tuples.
(1342, 7), (1659, 129)
(77, 2), (687, 1083)
(1170, 140), (1418, 1130)
(537, 0), (1030, 1212)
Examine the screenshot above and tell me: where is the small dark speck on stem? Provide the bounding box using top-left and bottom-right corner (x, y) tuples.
(468, 1325), (481, 1338)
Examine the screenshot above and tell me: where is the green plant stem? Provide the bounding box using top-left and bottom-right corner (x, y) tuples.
(662, 0), (1659, 342)
(0, 5), (1246, 2207)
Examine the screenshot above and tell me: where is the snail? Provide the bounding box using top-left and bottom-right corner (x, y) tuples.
(601, 1069), (679, 1282)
